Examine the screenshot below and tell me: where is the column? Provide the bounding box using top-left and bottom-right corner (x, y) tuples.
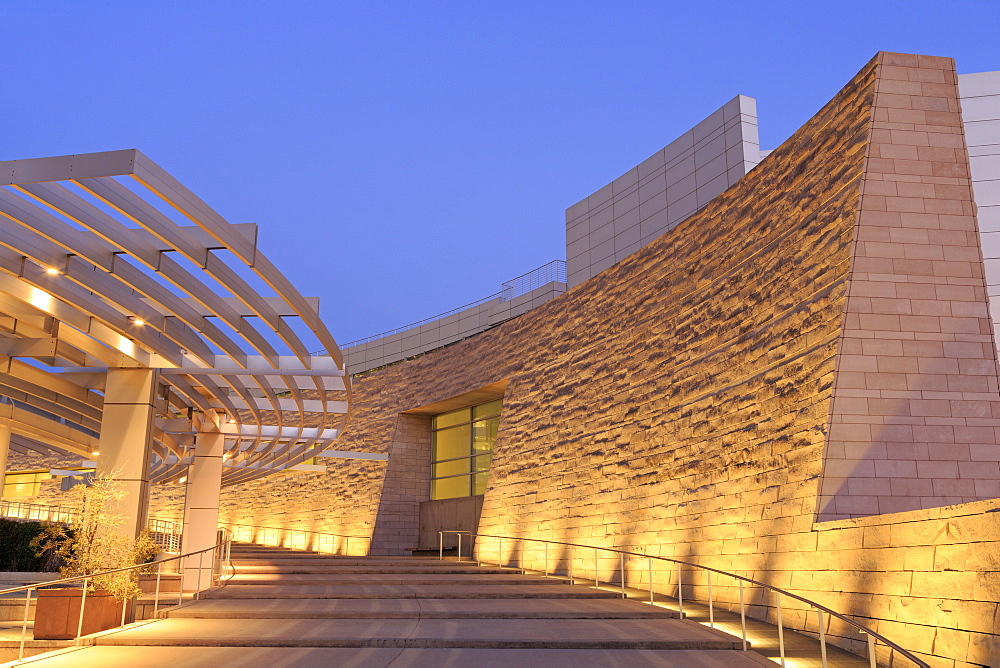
(0, 421), (11, 497)
(95, 368), (159, 539)
(181, 428), (224, 591)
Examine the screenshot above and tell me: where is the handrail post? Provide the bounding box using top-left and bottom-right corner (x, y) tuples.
(177, 556), (185, 606)
(154, 562), (162, 618)
(866, 631), (877, 668)
(619, 552), (625, 599)
(647, 557), (653, 604)
(196, 551), (205, 599)
(458, 533), (462, 562)
(776, 592), (785, 667)
(594, 548), (599, 589)
(676, 562), (683, 617)
(439, 532), (443, 561)
(707, 570), (714, 628)
(18, 588), (31, 661)
(739, 579), (747, 651)
(75, 577), (89, 643)
(544, 542), (548, 576)
(568, 546), (573, 583)
(817, 608), (828, 668)
(498, 536), (503, 569)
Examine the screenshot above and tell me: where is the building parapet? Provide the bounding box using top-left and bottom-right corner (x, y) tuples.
(341, 261), (566, 374)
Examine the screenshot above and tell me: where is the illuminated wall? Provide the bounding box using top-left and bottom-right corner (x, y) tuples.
(143, 52), (999, 665)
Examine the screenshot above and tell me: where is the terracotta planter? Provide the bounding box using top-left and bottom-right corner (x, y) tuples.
(33, 586), (130, 640)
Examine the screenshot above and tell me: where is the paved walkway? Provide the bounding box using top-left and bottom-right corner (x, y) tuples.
(7, 543), (869, 666)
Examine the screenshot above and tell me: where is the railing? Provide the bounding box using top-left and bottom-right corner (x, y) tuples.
(0, 528), (233, 663)
(147, 519), (183, 553)
(312, 259), (567, 354)
(501, 260), (566, 301)
(224, 522), (370, 556)
(440, 530), (928, 668)
(0, 500), (77, 524)
(336, 292), (501, 350)
(0, 500), (184, 555)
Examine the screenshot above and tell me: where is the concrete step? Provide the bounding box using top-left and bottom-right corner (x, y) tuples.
(203, 584), (622, 599)
(230, 564), (522, 574)
(164, 598), (681, 619)
(92, 617), (743, 650)
(229, 556), (453, 565)
(4, 645), (776, 667)
(224, 573), (565, 586)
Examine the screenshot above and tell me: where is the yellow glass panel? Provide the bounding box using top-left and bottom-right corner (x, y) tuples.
(433, 408), (471, 430)
(434, 457), (471, 478)
(433, 424), (470, 462)
(472, 418), (498, 454)
(432, 475), (471, 500)
(473, 400), (502, 420)
(3, 482), (38, 498)
(473, 472), (490, 496)
(472, 454), (492, 472)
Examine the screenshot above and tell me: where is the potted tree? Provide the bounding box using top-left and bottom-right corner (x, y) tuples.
(30, 473), (157, 639)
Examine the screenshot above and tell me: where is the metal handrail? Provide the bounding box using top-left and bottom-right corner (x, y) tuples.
(311, 259), (568, 354)
(1, 500), (185, 555)
(0, 500), (78, 524)
(147, 518), (183, 553)
(441, 530), (927, 668)
(223, 522), (369, 556)
(500, 260), (567, 301)
(0, 529), (234, 663)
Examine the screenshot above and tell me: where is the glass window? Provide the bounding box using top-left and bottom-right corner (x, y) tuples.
(472, 419), (498, 454)
(432, 475), (471, 501)
(434, 457), (471, 478)
(473, 472), (490, 496)
(433, 408), (471, 430)
(429, 399), (502, 500)
(1, 470), (52, 499)
(433, 424), (471, 461)
(474, 400), (502, 420)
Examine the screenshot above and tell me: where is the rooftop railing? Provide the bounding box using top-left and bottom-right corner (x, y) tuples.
(501, 260), (567, 301)
(315, 259), (567, 352)
(441, 530), (928, 668)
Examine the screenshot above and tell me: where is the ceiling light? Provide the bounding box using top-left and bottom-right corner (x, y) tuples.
(128, 316), (145, 326)
(45, 267), (60, 275)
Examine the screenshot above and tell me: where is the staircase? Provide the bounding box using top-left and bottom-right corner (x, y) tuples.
(18, 543), (773, 667)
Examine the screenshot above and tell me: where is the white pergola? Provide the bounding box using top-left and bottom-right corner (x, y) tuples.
(0, 150), (349, 566)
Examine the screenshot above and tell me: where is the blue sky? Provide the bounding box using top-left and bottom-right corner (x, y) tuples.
(4, 1), (999, 345)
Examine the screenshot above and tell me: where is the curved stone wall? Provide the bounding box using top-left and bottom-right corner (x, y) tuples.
(161, 53), (1000, 665)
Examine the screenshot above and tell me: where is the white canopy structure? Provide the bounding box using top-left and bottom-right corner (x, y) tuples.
(0, 150), (349, 495)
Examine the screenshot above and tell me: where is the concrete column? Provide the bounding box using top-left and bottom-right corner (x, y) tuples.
(95, 368), (159, 539)
(181, 428), (224, 591)
(0, 421), (11, 497)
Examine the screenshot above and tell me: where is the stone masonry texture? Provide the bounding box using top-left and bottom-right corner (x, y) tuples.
(136, 53), (998, 665)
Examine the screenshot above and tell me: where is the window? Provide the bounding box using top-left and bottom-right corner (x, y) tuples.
(2, 470), (53, 499)
(430, 399), (501, 500)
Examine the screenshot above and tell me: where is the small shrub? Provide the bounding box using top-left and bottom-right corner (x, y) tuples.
(0, 518), (61, 572)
